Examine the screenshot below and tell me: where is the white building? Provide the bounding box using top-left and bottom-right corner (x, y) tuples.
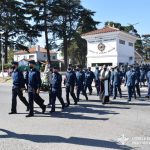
(14, 45), (58, 62)
(82, 26), (139, 69)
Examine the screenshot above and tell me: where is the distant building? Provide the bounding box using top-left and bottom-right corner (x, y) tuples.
(82, 26), (140, 69)
(14, 45), (58, 62)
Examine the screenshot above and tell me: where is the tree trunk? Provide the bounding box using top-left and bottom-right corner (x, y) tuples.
(63, 35), (68, 69)
(44, 1), (51, 65)
(4, 32), (8, 64)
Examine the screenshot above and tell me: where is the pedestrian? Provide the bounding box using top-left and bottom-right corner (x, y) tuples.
(100, 65), (111, 104)
(140, 67), (146, 87)
(110, 67), (114, 96)
(86, 67), (95, 95)
(134, 66), (141, 97)
(84, 68), (93, 95)
(76, 65), (88, 101)
(94, 66), (100, 96)
(9, 61), (29, 114)
(111, 66), (122, 99)
(50, 66), (66, 113)
(26, 60), (46, 117)
(64, 64), (78, 107)
(125, 65), (136, 102)
(146, 67), (150, 98)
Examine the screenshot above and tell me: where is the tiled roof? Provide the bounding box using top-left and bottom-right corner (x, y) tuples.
(82, 26), (119, 36)
(15, 46), (57, 55)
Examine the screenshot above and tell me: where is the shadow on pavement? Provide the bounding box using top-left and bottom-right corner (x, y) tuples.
(111, 101), (150, 106)
(0, 129), (133, 150)
(79, 103), (131, 110)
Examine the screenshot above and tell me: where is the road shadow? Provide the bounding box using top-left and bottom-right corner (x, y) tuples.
(0, 129), (133, 150)
(110, 101), (150, 106)
(79, 103), (131, 110)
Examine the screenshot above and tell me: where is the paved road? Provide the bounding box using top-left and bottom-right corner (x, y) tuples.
(0, 83), (150, 150)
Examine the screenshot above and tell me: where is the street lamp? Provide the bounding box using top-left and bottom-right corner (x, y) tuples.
(0, 30), (4, 79)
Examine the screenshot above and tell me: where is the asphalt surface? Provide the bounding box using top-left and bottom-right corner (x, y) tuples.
(0, 83), (150, 150)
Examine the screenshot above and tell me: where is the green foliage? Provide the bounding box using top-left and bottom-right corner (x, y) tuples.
(68, 9), (99, 66)
(0, 0), (40, 63)
(105, 21), (143, 54)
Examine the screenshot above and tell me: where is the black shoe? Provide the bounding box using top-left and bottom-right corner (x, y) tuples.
(62, 105), (66, 110)
(9, 112), (17, 115)
(120, 95), (122, 98)
(86, 97), (88, 101)
(74, 101), (77, 105)
(66, 103), (70, 107)
(113, 97), (116, 100)
(42, 105), (46, 114)
(50, 110), (55, 113)
(47, 103), (52, 106)
(26, 114), (34, 117)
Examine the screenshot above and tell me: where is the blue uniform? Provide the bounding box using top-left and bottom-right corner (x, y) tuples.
(111, 70), (122, 99)
(51, 72), (65, 112)
(28, 68), (45, 116)
(11, 68), (29, 113)
(64, 70), (77, 105)
(140, 69), (146, 86)
(84, 71), (94, 95)
(147, 71), (150, 97)
(76, 70), (88, 101)
(94, 69), (100, 96)
(134, 68), (141, 97)
(125, 70), (136, 101)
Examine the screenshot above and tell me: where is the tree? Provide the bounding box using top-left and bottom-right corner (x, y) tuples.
(142, 34), (150, 59)
(23, 0), (57, 65)
(68, 9), (99, 66)
(51, 0), (84, 68)
(0, 0), (39, 63)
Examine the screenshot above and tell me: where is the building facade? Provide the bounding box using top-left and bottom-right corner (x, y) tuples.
(14, 45), (58, 62)
(82, 26), (139, 69)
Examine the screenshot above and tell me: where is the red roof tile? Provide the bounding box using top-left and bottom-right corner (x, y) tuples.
(82, 26), (119, 36)
(15, 46), (57, 55)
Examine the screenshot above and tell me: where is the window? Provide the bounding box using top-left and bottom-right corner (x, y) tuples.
(52, 56), (56, 60)
(29, 55), (34, 59)
(129, 42), (133, 47)
(92, 63), (112, 67)
(119, 39), (125, 45)
(104, 38), (115, 42)
(129, 57), (133, 61)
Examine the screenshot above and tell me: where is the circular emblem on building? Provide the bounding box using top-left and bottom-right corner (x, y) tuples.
(98, 43), (105, 52)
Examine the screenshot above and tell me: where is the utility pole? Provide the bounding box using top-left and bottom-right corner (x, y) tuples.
(0, 30), (4, 79)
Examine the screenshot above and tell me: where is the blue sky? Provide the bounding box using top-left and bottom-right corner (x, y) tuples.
(38, 0), (149, 46)
(81, 0), (149, 35)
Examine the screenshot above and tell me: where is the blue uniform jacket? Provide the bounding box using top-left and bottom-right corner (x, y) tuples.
(147, 71), (150, 84)
(28, 68), (41, 90)
(94, 69), (100, 81)
(12, 68), (25, 88)
(111, 71), (122, 86)
(140, 69), (146, 81)
(85, 71), (93, 85)
(64, 70), (76, 86)
(51, 72), (62, 91)
(76, 71), (85, 87)
(125, 70), (136, 86)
